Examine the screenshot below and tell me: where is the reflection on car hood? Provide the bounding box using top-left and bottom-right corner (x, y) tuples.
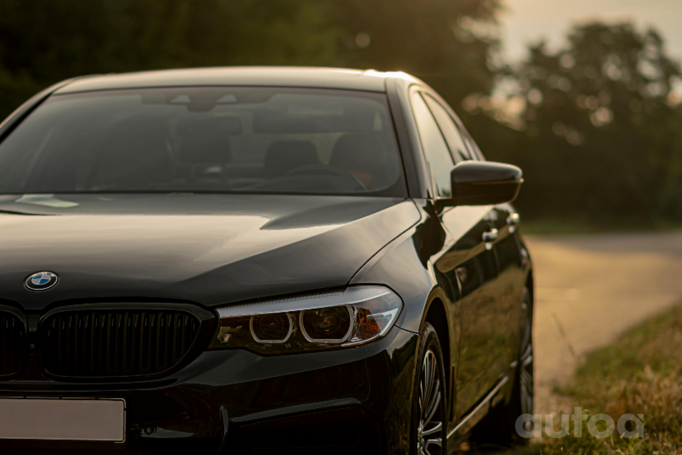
(0, 194), (420, 311)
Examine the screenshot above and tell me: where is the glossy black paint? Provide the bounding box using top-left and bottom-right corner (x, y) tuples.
(0, 327), (418, 454)
(0, 68), (533, 454)
(445, 161), (523, 207)
(0, 194), (419, 310)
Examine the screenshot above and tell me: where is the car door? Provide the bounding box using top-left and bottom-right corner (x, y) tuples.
(414, 93), (516, 417)
(410, 89), (504, 425)
(459, 124), (525, 385)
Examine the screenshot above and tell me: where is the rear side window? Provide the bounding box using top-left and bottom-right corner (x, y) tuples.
(423, 95), (471, 163)
(411, 91), (454, 197)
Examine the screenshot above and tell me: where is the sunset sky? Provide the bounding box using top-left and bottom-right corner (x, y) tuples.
(500, 0), (682, 63)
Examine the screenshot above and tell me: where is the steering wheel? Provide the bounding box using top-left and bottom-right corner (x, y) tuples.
(284, 164), (367, 190)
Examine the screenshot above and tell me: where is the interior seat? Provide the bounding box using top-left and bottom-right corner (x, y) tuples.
(329, 133), (395, 189)
(263, 141), (319, 179)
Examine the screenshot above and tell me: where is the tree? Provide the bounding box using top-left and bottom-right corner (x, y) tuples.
(0, 0), (344, 118)
(330, 0), (502, 106)
(506, 22), (682, 221)
(0, 0), (504, 122)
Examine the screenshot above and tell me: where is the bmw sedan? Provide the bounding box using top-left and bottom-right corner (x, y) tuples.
(0, 67), (534, 455)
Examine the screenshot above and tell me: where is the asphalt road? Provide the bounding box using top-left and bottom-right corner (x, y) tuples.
(524, 231), (682, 414)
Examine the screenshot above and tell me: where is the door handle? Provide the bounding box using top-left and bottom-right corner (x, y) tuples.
(507, 213), (520, 233)
(482, 229), (498, 249)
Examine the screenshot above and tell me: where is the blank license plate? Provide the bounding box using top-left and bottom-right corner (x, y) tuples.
(0, 398), (125, 442)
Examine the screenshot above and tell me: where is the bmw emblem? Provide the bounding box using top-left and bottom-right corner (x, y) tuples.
(25, 271), (59, 291)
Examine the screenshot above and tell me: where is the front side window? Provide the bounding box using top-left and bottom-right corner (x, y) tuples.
(0, 87), (406, 197)
(423, 94), (471, 163)
(462, 131), (485, 161)
(411, 91), (454, 197)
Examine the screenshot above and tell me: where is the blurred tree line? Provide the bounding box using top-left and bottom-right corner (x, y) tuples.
(0, 0), (680, 224)
(479, 22), (682, 223)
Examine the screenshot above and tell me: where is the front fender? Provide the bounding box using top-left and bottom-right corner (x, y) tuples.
(350, 227), (435, 335)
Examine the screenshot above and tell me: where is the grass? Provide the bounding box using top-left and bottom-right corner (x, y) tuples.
(517, 301), (682, 455)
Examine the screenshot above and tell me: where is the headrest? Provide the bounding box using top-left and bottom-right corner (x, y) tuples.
(176, 116), (241, 163)
(263, 141), (319, 178)
(330, 133), (393, 187)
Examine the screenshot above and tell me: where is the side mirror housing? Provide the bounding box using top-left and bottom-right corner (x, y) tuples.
(440, 161), (523, 207)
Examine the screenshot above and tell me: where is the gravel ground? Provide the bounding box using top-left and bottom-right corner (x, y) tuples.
(524, 231), (682, 415)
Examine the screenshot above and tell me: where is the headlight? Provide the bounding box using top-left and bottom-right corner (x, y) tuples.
(209, 286), (402, 354)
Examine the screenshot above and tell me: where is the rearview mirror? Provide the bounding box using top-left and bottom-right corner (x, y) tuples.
(441, 161), (523, 207)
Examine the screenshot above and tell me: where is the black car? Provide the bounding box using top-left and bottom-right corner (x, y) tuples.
(0, 68), (533, 455)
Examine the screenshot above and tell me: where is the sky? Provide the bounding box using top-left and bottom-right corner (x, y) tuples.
(500, 0), (682, 63)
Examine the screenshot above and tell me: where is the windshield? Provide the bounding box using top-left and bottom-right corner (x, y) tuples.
(0, 87), (406, 197)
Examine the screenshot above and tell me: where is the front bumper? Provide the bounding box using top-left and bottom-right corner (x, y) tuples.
(0, 326), (418, 455)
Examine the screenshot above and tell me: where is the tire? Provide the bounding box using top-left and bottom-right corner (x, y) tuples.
(410, 322), (448, 455)
(472, 287), (534, 447)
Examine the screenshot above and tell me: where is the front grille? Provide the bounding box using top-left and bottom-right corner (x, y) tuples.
(0, 309), (26, 378)
(39, 308), (204, 379)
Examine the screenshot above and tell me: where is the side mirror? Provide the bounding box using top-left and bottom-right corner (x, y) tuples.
(441, 161), (523, 207)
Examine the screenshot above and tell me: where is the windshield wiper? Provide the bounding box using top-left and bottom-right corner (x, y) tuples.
(0, 209), (53, 216)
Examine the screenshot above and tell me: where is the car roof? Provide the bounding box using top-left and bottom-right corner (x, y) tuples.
(54, 67), (415, 95)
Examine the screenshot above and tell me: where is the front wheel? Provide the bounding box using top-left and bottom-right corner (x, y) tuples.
(411, 322), (448, 455)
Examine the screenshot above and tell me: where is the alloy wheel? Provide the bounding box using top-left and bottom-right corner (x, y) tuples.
(417, 350), (443, 455)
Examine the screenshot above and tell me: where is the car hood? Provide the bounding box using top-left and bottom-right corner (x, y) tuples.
(0, 194), (420, 311)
